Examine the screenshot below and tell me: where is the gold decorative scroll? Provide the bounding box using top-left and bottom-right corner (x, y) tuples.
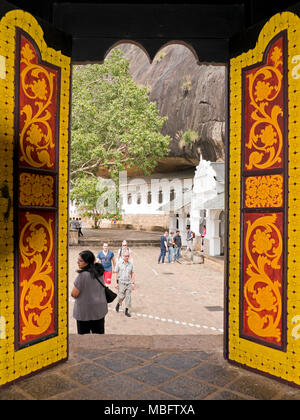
(244, 214), (283, 343)
(19, 172), (54, 207)
(245, 175), (283, 208)
(245, 43), (283, 171)
(19, 212), (54, 341)
(19, 39), (56, 169)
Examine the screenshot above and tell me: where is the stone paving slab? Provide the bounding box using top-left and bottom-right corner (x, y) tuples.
(1, 334), (300, 400)
(68, 246), (225, 336)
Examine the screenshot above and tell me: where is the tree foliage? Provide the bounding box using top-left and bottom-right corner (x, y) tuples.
(71, 48), (171, 183)
(70, 177), (102, 228)
(70, 176), (121, 228)
(178, 130), (199, 150)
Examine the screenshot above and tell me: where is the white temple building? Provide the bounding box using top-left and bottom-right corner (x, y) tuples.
(190, 160), (225, 256)
(167, 159), (225, 256)
(70, 160), (225, 256)
(118, 169), (194, 234)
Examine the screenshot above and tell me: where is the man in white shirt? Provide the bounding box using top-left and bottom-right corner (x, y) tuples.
(114, 252), (135, 317)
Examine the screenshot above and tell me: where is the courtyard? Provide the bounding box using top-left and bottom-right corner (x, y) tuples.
(60, 236), (300, 400)
(2, 233), (300, 400)
(68, 244), (224, 336)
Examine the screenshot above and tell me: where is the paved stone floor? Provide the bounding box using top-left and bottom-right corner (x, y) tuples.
(1, 335), (300, 400)
(1, 230), (300, 400)
(69, 244), (224, 336)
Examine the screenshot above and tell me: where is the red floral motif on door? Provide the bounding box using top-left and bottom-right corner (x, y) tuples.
(16, 31), (59, 348)
(241, 33), (286, 349)
(19, 34), (58, 169)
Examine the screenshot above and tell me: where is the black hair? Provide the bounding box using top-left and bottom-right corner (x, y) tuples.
(77, 249), (104, 278)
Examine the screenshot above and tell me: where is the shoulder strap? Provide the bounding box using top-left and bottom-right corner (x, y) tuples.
(95, 276), (106, 288)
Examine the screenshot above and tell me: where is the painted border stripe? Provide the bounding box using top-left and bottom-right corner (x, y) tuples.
(108, 307), (223, 333)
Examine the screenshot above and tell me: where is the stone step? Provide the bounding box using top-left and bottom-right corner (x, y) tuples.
(77, 239), (161, 247)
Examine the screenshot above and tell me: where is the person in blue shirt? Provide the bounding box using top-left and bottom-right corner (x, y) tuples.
(186, 225), (194, 252)
(158, 231), (168, 264)
(167, 232), (175, 263)
(96, 242), (115, 285)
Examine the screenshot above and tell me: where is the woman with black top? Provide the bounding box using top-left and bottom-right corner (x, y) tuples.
(71, 250), (108, 334)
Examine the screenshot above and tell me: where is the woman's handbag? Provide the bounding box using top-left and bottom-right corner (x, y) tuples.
(96, 277), (117, 303)
(104, 286), (117, 303)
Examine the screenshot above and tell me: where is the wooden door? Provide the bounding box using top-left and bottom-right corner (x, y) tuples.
(226, 10), (300, 386)
(0, 7), (71, 387)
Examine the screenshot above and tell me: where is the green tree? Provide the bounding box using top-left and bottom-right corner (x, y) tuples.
(70, 48), (171, 222)
(70, 177), (102, 228)
(70, 177), (121, 228)
(71, 48), (170, 180)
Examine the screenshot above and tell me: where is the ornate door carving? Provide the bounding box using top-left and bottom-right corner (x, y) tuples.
(227, 12), (300, 386)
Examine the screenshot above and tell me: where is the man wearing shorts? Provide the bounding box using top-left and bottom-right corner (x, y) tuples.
(96, 242), (115, 285)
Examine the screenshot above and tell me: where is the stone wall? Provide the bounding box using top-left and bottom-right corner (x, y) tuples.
(80, 214), (169, 231)
(120, 214), (170, 231)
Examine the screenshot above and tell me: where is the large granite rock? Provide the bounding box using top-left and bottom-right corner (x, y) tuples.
(118, 43), (226, 172)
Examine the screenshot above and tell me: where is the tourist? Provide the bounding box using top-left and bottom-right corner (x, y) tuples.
(201, 225), (206, 252)
(186, 225), (194, 251)
(75, 217), (80, 236)
(71, 250), (107, 334)
(174, 230), (182, 262)
(167, 231), (175, 263)
(114, 251), (135, 317)
(96, 242), (115, 285)
(158, 231), (168, 264)
(78, 217), (83, 237)
(70, 217), (77, 230)
(117, 240), (132, 261)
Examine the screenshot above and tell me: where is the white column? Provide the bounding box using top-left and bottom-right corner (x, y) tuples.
(119, 171), (128, 212)
(205, 209), (222, 256)
(169, 214), (176, 233)
(178, 214), (187, 246)
(190, 208), (200, 236)
(150, 179), (160, 213)
(140, 185), (147, 210)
